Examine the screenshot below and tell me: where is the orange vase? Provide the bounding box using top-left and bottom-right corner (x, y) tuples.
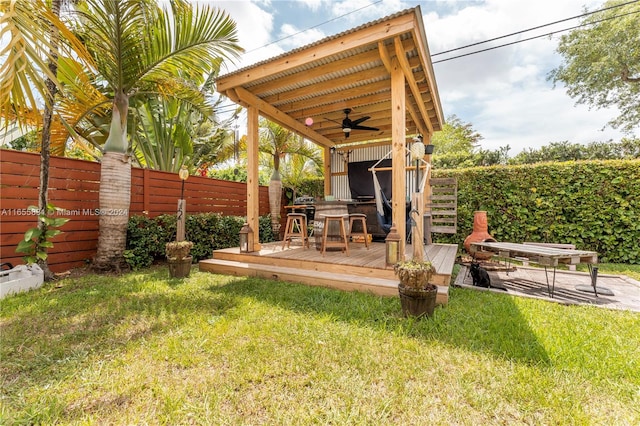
(463, 211), (496, 259)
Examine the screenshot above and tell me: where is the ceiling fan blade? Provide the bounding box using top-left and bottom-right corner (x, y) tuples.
(324, 117), (342, 125)
(352, 125), (379, 131)
(351, 116), (370, 126)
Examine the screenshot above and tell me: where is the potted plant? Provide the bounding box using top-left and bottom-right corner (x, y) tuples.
(394, 260), (438, 318)
(165, 241), (193, 278)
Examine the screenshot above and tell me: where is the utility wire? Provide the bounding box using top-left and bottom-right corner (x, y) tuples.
(431, 0), (639, 56)
(432, 8), (640, 64)
(244, 0), (383, 54)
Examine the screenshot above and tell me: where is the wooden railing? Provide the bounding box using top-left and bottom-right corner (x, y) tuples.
(0, 150), (271, 272)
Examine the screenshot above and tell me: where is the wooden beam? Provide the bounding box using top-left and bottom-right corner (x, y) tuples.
(246, 105), (261, 251)
(405, 95), (429, 137)
(216, 12), (416, 92)
(272, 80), (390, 112)
(323, 146), (331, 196)
(378, 41), (393, 73)
(233, 87), (336, 148)
(409, 11), (445, 130)
(248, 49), (383, 95)
(283, 91), (390, 116)
(391, 57), (406, 261)
(261, 65), (388, 105)
(380, 40), (428, 137)
(394, 36), (434, 135)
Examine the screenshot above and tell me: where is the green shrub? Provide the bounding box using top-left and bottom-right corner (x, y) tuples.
(125, 213), (276, 269)
(433, 159), (640, 263)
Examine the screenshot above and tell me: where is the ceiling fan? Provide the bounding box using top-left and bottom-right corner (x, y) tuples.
(326, 108), (379, 138)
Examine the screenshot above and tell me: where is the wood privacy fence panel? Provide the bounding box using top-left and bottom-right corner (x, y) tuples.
(0, 150), (270, 272)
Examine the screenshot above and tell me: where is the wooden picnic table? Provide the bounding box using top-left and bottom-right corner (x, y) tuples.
(469, 241), (599, 298)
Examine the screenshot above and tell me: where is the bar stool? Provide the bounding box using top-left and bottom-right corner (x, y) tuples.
(320, 214), (349, 256)
(281, 213), (309, 250)
(348, 213), (369, 249)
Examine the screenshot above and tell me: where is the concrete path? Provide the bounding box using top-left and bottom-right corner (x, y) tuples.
(455, 264), (640, 312)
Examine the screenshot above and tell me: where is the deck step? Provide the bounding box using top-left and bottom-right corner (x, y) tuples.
(199, 258), (449, 304)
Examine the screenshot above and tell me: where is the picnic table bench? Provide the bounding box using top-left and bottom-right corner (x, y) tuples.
(469, 241), (599, 298)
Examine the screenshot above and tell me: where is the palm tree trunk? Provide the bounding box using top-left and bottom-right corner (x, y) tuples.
(37, 0), (62, 281)
(269, 170), (282, 236)
(93, 152), (131, 271)
(94, 92), (131, 271)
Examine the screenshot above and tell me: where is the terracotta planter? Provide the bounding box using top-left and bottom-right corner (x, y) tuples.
(463, 211), (496, 260)
(168, 256), (192, 278)
(398, 283), (438, 318)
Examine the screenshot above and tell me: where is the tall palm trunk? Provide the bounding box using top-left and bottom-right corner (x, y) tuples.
(93, 152), (131, 270)
(93, 96), (131, 271)
(269, 169), (282, 236)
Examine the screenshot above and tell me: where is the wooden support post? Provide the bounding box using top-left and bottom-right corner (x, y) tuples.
(324, 146), (332, 197)
(246, 106), (261, 251)
(391, 57), (406, 261)
(423, 133), (433, 245)
(412, 192), (424, 261)
(176, 199), (186, 242)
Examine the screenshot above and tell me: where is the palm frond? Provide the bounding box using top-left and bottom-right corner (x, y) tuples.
(0, 0), (94, 127)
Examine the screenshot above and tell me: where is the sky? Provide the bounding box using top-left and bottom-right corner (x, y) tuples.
(212, 0), (634, 156)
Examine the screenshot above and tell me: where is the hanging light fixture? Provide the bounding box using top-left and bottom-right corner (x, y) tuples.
(410, 136), (425, 160)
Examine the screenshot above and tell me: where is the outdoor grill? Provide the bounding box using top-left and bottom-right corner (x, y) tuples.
(294, 196), (315, 224)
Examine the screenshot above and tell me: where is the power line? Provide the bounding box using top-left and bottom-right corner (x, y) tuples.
(244, 0), (383, 54)
(432, 8), (640, 64)
(431, 0), (639, 57)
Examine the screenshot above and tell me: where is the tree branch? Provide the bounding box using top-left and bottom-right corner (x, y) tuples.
(621, 65), (640, 83)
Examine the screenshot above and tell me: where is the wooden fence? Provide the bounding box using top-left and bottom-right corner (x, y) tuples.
(0, 150), (272, 272)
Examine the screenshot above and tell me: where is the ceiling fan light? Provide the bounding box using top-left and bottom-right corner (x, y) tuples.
(343, 127), (351, 133)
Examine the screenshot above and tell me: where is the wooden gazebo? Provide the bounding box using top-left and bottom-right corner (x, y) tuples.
(201, 7), (456, 302)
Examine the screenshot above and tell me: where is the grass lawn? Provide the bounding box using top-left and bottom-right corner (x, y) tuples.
(1, 266), (639, 424)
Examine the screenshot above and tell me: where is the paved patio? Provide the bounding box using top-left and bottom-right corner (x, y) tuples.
(455, 264), (640, 312)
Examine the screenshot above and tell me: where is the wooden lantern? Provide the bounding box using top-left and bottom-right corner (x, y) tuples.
(239, 222), (254, 253)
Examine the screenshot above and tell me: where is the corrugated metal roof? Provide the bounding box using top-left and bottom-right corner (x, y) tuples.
(215, 5), (444, 144)
(219, 7), (418, 81)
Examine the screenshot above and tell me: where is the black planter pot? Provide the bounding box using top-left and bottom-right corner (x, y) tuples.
(398, 282), (437, 318)
(168, 256), (192, 278)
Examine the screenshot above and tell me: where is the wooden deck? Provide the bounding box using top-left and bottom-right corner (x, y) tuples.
(199, 242), (459, 304)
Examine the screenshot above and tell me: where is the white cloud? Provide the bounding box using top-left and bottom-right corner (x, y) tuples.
(214, 0), (631, 155)
(422, 0), (627, 154)
(215, 1), (282, 71)
(277, 24), (326, 49)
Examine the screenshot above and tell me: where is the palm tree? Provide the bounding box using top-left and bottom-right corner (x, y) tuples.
(258, 119), (323, 234)
(279, 137), (323, 201)
(2, 0), (242, 271)
(0, 0), (94, 279)
(68, 0), (241, 270)
(129, 66), (237, 172)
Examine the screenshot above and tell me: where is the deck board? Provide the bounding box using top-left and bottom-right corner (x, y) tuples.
(199, 241), (459, 304)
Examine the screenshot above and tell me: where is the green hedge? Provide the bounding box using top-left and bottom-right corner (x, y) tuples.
(432, 160), (640, 264)
(125, 213), (275, 269)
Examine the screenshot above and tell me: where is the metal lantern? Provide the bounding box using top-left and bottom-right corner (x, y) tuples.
(385, 223), (401, 267)
(239, 222), (254, 253)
